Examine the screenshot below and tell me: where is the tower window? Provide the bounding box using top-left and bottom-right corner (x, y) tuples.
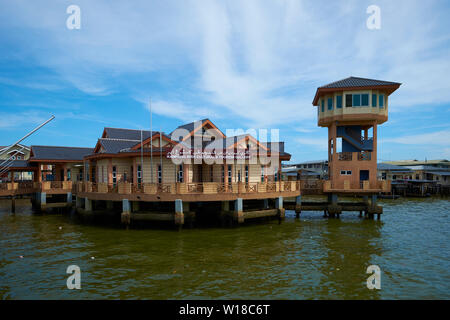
(327, 98), (333, 110)
(372, 94), (377, 107)
(353, 94), (361, 107)
(321, 99), (325, 112)
(379, 94), (385, 108)
(345, 94), (352, 107)
(361, 94), (369, 106)
(336, 95), (342, 108)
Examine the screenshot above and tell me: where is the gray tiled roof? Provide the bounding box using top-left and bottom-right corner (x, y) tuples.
(98, 139), (140, 154)
(104, 128), (172, 141)
(30, 146), (94, 161)
(0, 160), (32, 169)
(320, 77), (401, 89)
(171, 119), (210, 136)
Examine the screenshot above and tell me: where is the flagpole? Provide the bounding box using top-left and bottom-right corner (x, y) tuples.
(150, 98), (153, 184)
(160, 126), (163, 183)
(140, 129), (143, 185)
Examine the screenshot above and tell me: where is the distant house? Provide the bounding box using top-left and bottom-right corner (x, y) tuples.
(381, 160), (450, 186)
(0, 144), (32, 181)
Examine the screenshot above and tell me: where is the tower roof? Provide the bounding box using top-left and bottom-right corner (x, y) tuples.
(313, 76), (401, 105)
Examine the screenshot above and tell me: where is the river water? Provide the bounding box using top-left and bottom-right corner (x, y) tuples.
(0, 197), (449, 299)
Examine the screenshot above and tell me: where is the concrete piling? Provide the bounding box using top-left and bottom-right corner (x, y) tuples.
(234, 198), (244, 224)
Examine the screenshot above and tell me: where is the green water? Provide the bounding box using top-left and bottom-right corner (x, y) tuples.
(0, 197), (449, 299)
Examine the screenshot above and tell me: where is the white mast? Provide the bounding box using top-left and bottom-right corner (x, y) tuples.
(150, 98), (153, 183)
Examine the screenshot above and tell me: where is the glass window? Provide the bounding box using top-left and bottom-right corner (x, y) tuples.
(228, 165), (232, 183)
(372, 94), (377, 107)
(158, 165), (162, 183)
(112, 166), (117, 184)
(340, 170), (346, 175)
(361, 94), (369, 106)
(137, 165), (142, 183)
(178, 165), (184, 183)
(321, 99), (324, 112)
(353, 94), (361, 107)
(336, 95), (342, 108)
(379, 94), (384, 108)
(327, 98), (333, 110)
(346, 170), (352, 175)
(345, 94), (352, 107)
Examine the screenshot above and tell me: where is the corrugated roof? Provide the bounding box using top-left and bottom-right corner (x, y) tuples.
(320, 76), (401, 89)
(30, 146), (94, 161)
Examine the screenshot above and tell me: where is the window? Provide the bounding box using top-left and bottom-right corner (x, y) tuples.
(321, 99), (324, 112)
(228, 165), (232, 183)
(261, 166), (265, 182)
(245, 165), (249, 183)
(327, 98), (333, 110)
(222, 166), (225, 183)
(11, 155), (15, 160)
(112, 166), (117, 185)
(178, 165), (184, 183)
(137, 165), (142, 184)
(17, 155), (22, 160)
(345, 94), (352, 107)
(416, 175), (419, 180)
(353, 94), (361, 107)
(372, 94), (377, 107)
(361, 94), (369, 106)
(336, 95), (342, 108)
(67, 169), (71, 181)
(158, 165), (162, 183)
(340, 170), (352, 175)
(379, 94), (384, 108)
(210, 166), (213, 182)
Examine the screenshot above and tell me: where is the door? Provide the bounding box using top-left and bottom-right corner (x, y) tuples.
(360, 170), (369, 181)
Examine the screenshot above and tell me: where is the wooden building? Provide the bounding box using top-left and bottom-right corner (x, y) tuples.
(74, 119), (299, 226)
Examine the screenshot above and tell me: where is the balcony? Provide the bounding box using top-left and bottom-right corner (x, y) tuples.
(73, 181), (300, 201)
(323, 180), (391, 193)
(336, 152), (372, 161)
(0, 181), (73, 196)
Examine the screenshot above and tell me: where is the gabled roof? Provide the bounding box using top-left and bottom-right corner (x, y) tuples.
(96, 139), (139, 154)
(312, 76), (401, 105)
(29, 146), (94, 161)
(0, 144), (30, 154)
(171, 119), (225, 141)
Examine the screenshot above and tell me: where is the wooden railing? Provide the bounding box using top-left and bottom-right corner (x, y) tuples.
(72, 181), (300, 196)
(323, 180), (390, 192)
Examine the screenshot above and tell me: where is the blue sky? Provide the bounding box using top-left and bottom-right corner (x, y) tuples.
(0, 0), (449, 163)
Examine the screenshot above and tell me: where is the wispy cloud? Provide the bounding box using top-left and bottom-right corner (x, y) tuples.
(384, 130), (450, 146)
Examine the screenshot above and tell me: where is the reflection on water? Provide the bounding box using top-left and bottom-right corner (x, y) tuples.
(0, 198), (449, 299)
